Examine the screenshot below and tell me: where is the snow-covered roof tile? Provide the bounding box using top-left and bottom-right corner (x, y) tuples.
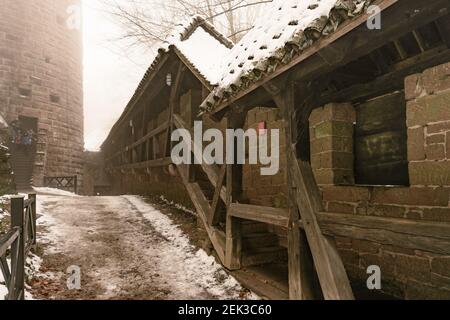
(201, 0), (374, 113)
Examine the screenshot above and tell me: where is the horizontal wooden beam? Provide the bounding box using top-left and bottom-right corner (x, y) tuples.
(315, 212), (450, 255)
(316, 46), (450, 106)
(130, 121), (169, 150)
(229, 204), (289, 228)
(114, 158), (172, 170)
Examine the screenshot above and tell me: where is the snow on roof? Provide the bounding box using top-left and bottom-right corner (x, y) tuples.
(135, 15), (233, 95)
(103, 16), (232, 145)
(201, 0), (374, 113)
(175, 26), (231, 85)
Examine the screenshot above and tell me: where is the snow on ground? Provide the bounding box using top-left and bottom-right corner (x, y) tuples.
(124, 195), (251, 298)
(33, 187), (79, 197)
(32, 192), (257, 300)
(159, 195), (197, 217)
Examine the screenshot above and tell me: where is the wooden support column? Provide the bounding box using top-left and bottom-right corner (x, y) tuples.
(164, 62), (186, 157)
(264, 80), (354, 300)
(224, 110), (247, 270)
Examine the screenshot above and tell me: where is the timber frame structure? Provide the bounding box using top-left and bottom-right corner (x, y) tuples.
(102, 0), (450, 300)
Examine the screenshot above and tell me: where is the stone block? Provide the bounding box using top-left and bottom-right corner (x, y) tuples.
(371, 187), (450, 206)
(409, 161), (450, 186)
(408, 127), (425, 161)
(425, 144), (445, 161)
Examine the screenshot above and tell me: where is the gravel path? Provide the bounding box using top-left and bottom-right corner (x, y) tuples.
(30, 190), (254, 300)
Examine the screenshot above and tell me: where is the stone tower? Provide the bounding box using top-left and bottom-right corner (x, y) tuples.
(0, 0), (84, 188)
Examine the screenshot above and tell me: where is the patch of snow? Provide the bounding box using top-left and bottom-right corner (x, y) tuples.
(175, 27), (231, 84)
(159, 195), (197, 216)
(123, 195), (257, 299)
(33, 187), (79, 197)
(217, 0), (340, 89)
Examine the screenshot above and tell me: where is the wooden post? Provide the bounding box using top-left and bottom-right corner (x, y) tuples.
(73, 175), (78, 194)
(264, 81), (354, 300)
(10, 196), (25, 300)
(224, 111), (246, 270)
(28, 193), (37, 247)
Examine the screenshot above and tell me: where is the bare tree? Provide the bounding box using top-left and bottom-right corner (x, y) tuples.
(102, 0), (273, 52)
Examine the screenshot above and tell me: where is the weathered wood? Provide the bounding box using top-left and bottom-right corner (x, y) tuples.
(283, 86), (319, 300)
(315, 46), (450, 107)
(269, 83), (354, 300)
(117, 158), (172, 170)
(225, 164), (242, 270)
(176, 165), (226, 263)
(208, 164), (226, 226)
(173, 114), (227, 202)
(164, 62), (186, 157)
(229, 204), (289, 228)
(10, 196), (25, 300)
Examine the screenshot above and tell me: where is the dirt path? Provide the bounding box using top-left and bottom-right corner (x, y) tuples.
(30, 190), (254, 300)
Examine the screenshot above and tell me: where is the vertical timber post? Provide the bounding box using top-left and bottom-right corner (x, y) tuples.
(279, 83), (319, 300)
(225, 110), (246, 270)
(11, 196), (25, 300)
(265, 79), (354, 300)
(29, 193), (37, 247)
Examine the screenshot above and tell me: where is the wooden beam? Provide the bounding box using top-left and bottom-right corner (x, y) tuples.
(116, 158), (172, 171)
(173, 114), (227, 202)
(176, 165), (226, 263)
(225, 164), (242, 270)
(268, 83), (354, 300)
(164, 62), (186, 157)
(210, 0), (401, 116)
(315, 46), (450, 107)
(209, 165), (226, 226)
(316, 212), (450, 255)
(435, 15), (450, 48)
(229, 204), (289, 228)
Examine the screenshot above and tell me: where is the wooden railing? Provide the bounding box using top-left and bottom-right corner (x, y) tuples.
(0, 194), (37, 300)
(44, 176), (77, 194)
(105, 121), (170, 169)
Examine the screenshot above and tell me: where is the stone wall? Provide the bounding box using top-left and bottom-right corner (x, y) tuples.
(241, 107), (288, 208)
(308, 61), (450, 299)
(109, 167), (194, 210)
(0, 0), (84, 187)
(82, 151), (111, 196)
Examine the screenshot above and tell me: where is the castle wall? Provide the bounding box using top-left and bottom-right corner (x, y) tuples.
(0, 0), (84, 187)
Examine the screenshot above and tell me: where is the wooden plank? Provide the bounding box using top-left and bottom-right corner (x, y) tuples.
(283, 87), (319, 300)
(229, 204), (289, 228)
(270, 84), (354, 300)
(208, 164), (226, 226)
(176, 165), (226, 263)
(318, 212), (450, 242)
(225, 163), (242, 270)
(290, 159), (354, 300)
(173, 114), (227, 202)
(315, 46), (450, 107)
(164, 62), (186, 157)
(0, 229), (20, 257)
(117, 158), (172, 170)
